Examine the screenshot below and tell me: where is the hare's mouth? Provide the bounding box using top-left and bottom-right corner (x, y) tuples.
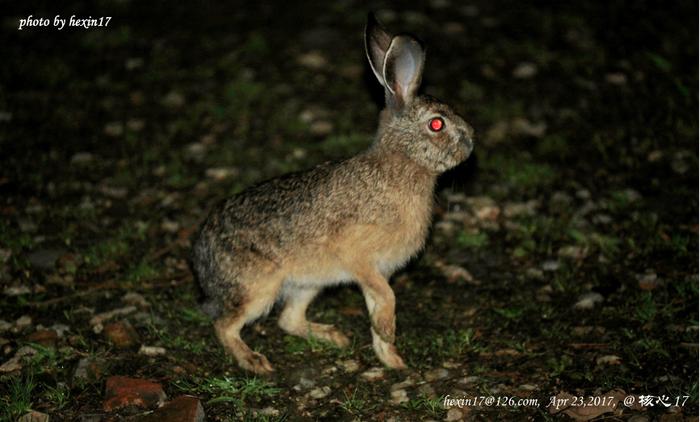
(459, 134), (474, 156)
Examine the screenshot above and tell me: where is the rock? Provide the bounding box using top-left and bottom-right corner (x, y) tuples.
(139, 345), (166, 356)
(424, 368), (449, 382)
(14, 315), (33, 333)
(438, 264), (477, 285)
(18, 411), (49, 422)
(511, 117), (547, 138)
(98, 184), (128, 199)
(503, 200), (539, 218)
(71, 152), (95, 165)
(184, 143), (207, 161)
(297, 51), (327, 69)
(161, 219), (180, 233)
(292, 372), (316, 392)
(73, 357), (106, 382)
(309, 120), (334, 137)
(126, 119), (145, 132)
(636, 272), (660, 290)
(558, 245), (587, 260)
(122, 292), (150, 309)
(0, 320), (11, 334)
(360, 367), (385, 382)
(4, 285), (31, 296)
(27, 249), (65, 270)
(605, 72), (627, 85)
(391, 376), (417, 391)
(90, 306), (137, 333)
(103, 320), (139, 348)
(458, 376), (480, 385)
(466, 196), (500, 221)
(139, 395), (205, 422)
(103, 376), (166, 412)
(308, 386), (331, 399)
(257, 407), (280, 417)
(25, 329), (58, 347)
(573, 292), (604, 310)
(445, 407), (465, 421)
(0, 346), (37, 373)
(390, 389), (409, 405)
(340, 359), (359, 373)
(162, 91), (185, 109)
(512, 62), (538, 79)
(205, 167), (239, 181)
(596, 355), (622, 365)
(541, 260), (560, 272)
(104, 122), (124, 137)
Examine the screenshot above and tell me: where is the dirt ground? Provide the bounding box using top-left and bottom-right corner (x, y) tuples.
(1, 1), (698, 421)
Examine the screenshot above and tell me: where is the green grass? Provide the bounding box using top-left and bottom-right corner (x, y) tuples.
(173, 375), (281, 407)
(1, 374), (35, 421)
(456, 231), (489, 248)
(339, 386), (370, 415)
(402, 394), (445, 418)
(480, 154), (556, 193)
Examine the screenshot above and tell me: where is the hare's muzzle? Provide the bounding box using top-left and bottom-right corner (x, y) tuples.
(459, 131), (474, 158)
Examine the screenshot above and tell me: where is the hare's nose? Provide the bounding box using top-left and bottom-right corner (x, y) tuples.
(459, 131), (474, 153)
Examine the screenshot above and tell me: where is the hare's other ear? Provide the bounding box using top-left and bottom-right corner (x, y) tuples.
(383, 35), (425, 110)
(365, 12), (392, 88)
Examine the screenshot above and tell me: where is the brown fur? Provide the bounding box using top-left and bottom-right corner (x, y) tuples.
(191, 14), (474, 373)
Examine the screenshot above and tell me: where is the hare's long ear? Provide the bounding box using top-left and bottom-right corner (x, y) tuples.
(383, 35), (425, 110)
(365, 12), (392, 88)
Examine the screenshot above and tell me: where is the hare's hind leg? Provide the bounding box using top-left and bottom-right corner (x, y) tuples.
(214, 278), (282, 374)
(278, 286), (351, 348)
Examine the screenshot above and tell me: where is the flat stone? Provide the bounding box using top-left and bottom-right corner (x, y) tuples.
(90, 306), (137, 333)
(308, 386), (331, 399)
(573, 292), (604, 310)
(424, 367), (449, 382)
(390, 389), (409, 405)
(513, 62), (538, 79)
(0, 346), (37, 373)
(340, 359), (359, 373)
(103, 376), (166, 412)
(103, 320), (139, 348)
(25, 329), (58, 347)
(360, 367), (385, 382)
(139, 345), (166, 356)
(74, 357), (106, 382)
(139, 395), (204, 422)
(445, 407), (465, 421)
(18, 411), (49, 422)
(4, 285), (31, 296)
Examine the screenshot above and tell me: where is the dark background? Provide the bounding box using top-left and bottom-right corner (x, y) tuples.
(0, 1), (697, 420)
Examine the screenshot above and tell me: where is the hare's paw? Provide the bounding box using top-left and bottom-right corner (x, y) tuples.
(373, 337), (407, 370)
(311, 323), (351, 348)
(238, 351), (274, 374)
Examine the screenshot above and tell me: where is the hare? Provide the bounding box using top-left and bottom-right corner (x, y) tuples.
(191, 13), (474, 374)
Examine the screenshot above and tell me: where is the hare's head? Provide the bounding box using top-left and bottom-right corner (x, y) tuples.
(366, 13), (474, 173)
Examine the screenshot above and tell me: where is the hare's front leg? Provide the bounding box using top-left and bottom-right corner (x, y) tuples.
(356, 268), (407, 369)
(278, 286), (351, 347)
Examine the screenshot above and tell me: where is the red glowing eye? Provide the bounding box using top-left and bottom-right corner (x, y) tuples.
(429, 117), (444, 132)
